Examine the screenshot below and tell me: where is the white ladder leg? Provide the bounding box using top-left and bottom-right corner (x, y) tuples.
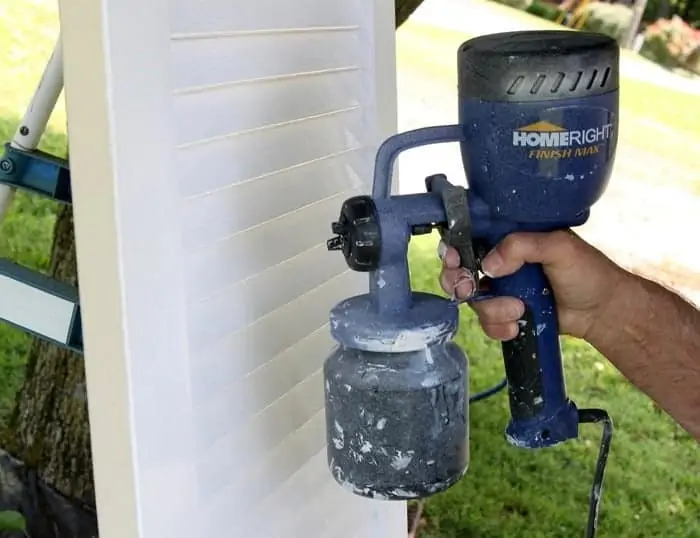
(0, 32), (80, 352)
(0, 33), (64, 222)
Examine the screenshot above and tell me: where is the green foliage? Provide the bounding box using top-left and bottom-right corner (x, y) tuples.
(0, 510), (26, 533)
(643, 0), (667, 21)
(493, 0), (533, 12)
(525, 0), (564, 22)
(407, 234), (700, 538)
(577, 2), (634, 43)
(640, 16), (700, 73)
(643, 0), (700, 25)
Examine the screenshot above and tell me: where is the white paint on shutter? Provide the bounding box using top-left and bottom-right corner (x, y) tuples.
(62, 0), (403, 534)
(173, 0), (404, 536)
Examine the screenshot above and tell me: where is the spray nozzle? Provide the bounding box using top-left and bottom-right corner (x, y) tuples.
(326, 195), (381, 272)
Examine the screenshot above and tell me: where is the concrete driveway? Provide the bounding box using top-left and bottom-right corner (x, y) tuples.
(396, 0), (700, 304)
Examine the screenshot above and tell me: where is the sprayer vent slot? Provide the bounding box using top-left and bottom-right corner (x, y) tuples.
(600, 66), (611, 88)
(586, 69), (598, 90)
(551, 72), (565, 93)
(570, 71), (583, 92)
(530, 74), (546, 94)
(507, 75), (525, 95)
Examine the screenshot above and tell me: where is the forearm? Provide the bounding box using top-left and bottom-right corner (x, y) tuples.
(587, 270), (700, 440)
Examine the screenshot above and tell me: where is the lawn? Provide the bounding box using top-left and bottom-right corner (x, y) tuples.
(0, 0), (698, 537)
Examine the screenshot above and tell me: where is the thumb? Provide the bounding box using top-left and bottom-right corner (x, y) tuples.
(481, 230), (575, 278)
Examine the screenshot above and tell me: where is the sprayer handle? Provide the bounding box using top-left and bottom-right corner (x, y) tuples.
(372, 125), (464, 200)
(489, 262), (579, 448)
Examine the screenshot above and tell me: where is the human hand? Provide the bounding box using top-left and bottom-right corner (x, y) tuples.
(439, 230), (626, 341)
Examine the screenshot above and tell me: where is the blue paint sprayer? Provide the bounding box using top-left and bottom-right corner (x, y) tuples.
(324, 30), (618, 537)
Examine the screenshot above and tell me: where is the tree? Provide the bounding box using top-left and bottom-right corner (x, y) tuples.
(0, 0), (426, 535)
(396, 0), (427, 27)
(4, 203), (92, 506)
(623, 0), (650, 48)
(1, 202), (98, 537)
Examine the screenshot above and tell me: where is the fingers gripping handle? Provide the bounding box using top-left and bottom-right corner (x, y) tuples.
(490, 263), (580, 448)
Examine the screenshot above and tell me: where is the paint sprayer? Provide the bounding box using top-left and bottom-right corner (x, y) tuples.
(323, 30), (618, 537)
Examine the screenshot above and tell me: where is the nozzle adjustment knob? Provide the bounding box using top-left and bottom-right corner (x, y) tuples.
(326, 195), (381, 272)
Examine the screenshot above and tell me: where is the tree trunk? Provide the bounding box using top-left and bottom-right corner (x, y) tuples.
(3, 204), (93, 508)
(0, 1), (426, 535)
(0, 203), (97, 538)
(622, 0), (649, 49)
(396, 0), (427, 27)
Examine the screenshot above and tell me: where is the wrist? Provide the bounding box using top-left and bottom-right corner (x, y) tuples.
(585, 267), (651, 354)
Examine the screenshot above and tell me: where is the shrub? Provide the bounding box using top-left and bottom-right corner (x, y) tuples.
(642, 0), (700, 26)
(526, 0), (565, 21)
(642, 0), (674, 23)
(639, 15), (700, 73)
(575, 2), (634, 43)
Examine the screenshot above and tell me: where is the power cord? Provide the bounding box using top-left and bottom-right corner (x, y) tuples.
(578, 408), (614, 538)
(469, 385), (613, 538)
(469, 377), (507, 403)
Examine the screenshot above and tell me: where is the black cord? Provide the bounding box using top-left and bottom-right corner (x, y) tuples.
(468, 384), (613, 538)
(469, 377), (508, 403)
(578, 408), (614, 538)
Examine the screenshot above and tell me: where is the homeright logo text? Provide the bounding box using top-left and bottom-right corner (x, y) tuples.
(512, 120), (613, 160)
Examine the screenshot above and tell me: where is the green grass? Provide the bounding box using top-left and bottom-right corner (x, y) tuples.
(0, 0), (65, 427)
(408, 234), (700, 538)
